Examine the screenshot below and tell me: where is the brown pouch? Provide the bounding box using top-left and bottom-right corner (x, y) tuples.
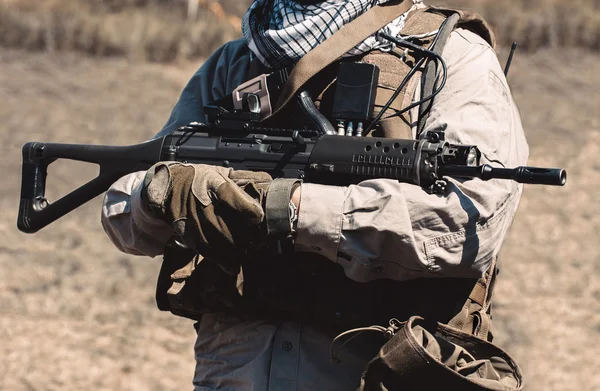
(155, 239), (244, 321)
(357, 316), (523, 391)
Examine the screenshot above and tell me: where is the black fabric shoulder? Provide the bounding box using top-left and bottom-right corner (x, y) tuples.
(196, 38), (252, 95)
(154, 39), (252, 138)
(218, 39), (253, 93)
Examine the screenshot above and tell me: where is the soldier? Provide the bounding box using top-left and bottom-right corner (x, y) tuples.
(102, 0), (528, 389)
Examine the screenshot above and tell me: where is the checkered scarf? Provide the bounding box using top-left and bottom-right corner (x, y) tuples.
(242, 0), (422, 68)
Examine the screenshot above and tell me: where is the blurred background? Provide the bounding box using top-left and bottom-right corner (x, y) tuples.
(0, 0), (598, 390)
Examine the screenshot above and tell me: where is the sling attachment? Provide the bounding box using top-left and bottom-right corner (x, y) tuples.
(265, 178), (302, 241)
(416, 12), (460, 137)
(447, 257), (498, 341)
(271, 0), (414, 117)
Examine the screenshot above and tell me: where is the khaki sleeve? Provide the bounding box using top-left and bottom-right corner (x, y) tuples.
(101, 171), (174, 257)
(295, 28), (529, 282)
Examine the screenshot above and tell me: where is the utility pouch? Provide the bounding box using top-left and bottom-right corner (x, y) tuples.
(357, 316), (524, 391)
(156, 239), (242, 321)
(356, 258), (524, 391)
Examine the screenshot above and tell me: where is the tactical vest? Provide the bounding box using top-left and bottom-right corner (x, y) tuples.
(156, 5), (498, 341)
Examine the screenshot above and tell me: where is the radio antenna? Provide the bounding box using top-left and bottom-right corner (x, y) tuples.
(504, 42), (518, 77)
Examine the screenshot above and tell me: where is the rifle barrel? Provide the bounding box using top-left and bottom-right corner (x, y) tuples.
(441, 164), (567, 186)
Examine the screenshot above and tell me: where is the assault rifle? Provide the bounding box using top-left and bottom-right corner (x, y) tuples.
(17, 92), (566, 234)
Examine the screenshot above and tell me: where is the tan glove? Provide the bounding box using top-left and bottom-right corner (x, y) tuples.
(142, 162), (273, 274)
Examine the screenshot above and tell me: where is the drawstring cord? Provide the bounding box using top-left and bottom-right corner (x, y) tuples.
(329, 318), (403, 364)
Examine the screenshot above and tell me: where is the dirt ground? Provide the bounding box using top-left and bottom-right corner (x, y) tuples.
(0, 46), (598, 390)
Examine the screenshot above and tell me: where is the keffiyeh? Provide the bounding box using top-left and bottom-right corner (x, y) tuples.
(242, 0), (423, 68)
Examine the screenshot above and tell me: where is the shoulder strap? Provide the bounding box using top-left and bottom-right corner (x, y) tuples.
(416, 7), (496, 135)
(272, 0), (414, 117)
(417, 12), (460, 136)
(447, 257), (498, 341)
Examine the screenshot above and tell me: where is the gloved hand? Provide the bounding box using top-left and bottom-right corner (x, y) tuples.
(141, 162), (273, 274)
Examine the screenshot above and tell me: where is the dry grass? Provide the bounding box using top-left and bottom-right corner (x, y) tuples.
(0, 0), (247, 62)
(1, 0), (600, 62)
(443, 0), (600, 50)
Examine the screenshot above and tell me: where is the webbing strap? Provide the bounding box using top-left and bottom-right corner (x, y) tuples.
(469, 281), (488, 307)
(272, 0), (414, 117)
(448, 257), (498, 340)
(265, 179), (301, 239)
